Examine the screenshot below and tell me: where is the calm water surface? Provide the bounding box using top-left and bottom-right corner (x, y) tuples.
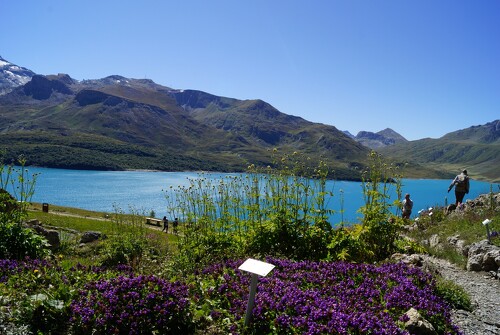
(7, 166), (499, 225)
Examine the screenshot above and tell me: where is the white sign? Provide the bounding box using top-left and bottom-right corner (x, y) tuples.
(482, 219), (492, 225)
(239, 258), (275, 277)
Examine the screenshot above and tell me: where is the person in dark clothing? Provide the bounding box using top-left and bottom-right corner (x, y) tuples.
(448, 169), (470, 207)
(162, 216), (169, 233)
(173, 218), (179, 234)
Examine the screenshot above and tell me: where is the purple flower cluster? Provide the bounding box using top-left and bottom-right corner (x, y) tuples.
(70, 275), (192, 334)
(200, 258), (462, 335)
(0, 258), (51, 282)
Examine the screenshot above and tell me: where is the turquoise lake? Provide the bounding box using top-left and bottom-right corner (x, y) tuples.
(5, 166), (499, 225)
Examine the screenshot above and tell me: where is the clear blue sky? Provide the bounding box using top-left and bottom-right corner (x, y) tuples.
(1, 0), (499, 140)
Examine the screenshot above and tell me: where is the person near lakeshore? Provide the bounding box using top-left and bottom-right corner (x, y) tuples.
(173, 218), (179, 234)
(448, 169), (470, 207)
(401, 193), (413, 219)
(162, 216), (169, 233)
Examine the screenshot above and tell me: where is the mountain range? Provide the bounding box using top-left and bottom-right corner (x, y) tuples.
(1, 56), (498, 182)
(343, 129), (408, 149)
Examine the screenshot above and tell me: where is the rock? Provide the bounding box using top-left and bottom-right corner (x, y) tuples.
(391, 253), (424, 266)
(44, 230), (60, 249)
(421, 255), (500, 334)
(445, 204), (456, 214)
(467, 240), (500, 272)
(26, 223), (61, 250)
(26, 219), (41, 226)
(80, 231), (105, 244)
(429, 234), (441, 249)
(404, 307), (437, 335)
(447, 235), (469, 257)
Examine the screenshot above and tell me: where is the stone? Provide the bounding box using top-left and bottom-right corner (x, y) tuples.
(80, 231), (105, 244)
(44, 230), (60, 249)
(467, 240), (500, 272)
(429, 234), (441, 249)
(445, 204), (456, 214)
(404, 307), (437, 335)
(447, 235), (469, 257)
(391, 253), (424, 267)
(26, 223), (61, 250)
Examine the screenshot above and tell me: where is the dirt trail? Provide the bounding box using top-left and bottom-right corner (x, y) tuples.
(422, 255), (500, 335)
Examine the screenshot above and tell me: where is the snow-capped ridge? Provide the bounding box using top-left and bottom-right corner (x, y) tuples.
(0, 56), (36, 95)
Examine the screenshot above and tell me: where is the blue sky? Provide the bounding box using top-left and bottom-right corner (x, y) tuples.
(1, 0), (499, 140)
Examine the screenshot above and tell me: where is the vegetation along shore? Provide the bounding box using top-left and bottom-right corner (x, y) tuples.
(1, 151), (499, 334)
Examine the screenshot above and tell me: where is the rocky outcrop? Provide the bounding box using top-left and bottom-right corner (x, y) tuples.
(23, 75), (72, 100)
(25, 219), (61, 250)
(466, 240), (500, 272)
(449, 192), (500, 215)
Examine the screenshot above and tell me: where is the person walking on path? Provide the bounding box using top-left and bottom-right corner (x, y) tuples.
(401, 193), (413, 219)
(448, 169), (470, 208)
(162, 216), (169, 233)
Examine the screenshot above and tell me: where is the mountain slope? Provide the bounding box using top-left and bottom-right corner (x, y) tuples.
(0, 73), (376, 179)
(2, 57), (494, 181)
(378, 120), (500, 182)
(0, 56), (35, 95)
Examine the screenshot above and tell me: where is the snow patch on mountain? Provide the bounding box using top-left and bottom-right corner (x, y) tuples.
(0, 56), (36, 95)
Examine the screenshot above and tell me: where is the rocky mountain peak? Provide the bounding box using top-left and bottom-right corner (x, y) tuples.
(342, 128), (408, 149)
(23, 75), (73, 100)
(0, 56), (36, 95)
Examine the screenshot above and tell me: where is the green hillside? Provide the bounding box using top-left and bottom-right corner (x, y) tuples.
(2, 74), (495, 181)
(378, 120), (500, 182)
(0, 75), (373, 180)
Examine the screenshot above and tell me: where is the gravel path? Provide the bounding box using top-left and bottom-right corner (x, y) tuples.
(421, 255), (500, 335)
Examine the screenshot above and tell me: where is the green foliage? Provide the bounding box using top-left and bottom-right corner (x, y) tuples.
(328, 151), (406, 263)
(99, 233), (147, 268)
(166, 151), (336, 267)
(393, 236), (427, 255)
(327, 225), (371, 261)
(0, 155), (49, 260)
(15, 293), (69, 335)
(434, 277), (473, 311)
(0, 223), (50, 260)
(0, 257), (135, 334)
(1, 155), (38, 224)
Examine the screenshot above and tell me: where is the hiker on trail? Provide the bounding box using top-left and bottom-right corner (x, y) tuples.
(401, 193), (413, 219)
(173, 218), (179, 234)
(162, 216), (169, 233)
(448, 169), (470, 207)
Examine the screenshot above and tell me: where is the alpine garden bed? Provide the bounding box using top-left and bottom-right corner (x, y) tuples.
(192, 258), (460, 335)
(0, 256), (462, 334)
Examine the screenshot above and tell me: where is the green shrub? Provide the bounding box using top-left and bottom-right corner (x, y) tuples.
(328, 151), (406, 263)
(0, 223), (50, 259)
(434, 277), (472, 311)
(167, 151), (335, 265)
(100, 233), (147, 268)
